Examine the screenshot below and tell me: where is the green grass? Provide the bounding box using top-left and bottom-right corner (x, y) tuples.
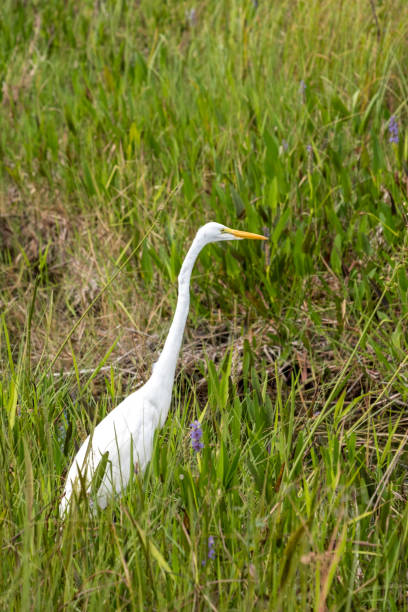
(1, 0), (408, 608)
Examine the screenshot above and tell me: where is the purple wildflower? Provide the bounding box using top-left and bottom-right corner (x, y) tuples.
(306, 144), (312, 154)
(299, 80), (306, 103)
(282, 139), (289, 152)
(389, 115), (399, 144)
(186, 8), (196, 26)
(190, 420), (204, 452)
(208, 536), (216, 560)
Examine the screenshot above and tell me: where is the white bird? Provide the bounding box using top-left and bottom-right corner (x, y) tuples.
(60, 222), (266, 514)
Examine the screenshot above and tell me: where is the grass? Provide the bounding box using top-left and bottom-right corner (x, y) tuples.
(1, 0), (408, 608)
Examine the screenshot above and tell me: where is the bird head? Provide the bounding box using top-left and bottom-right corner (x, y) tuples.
(197, 222), (268, 243)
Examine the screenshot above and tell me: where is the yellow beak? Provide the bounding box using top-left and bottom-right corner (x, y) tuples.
(224, 227), (268, 240)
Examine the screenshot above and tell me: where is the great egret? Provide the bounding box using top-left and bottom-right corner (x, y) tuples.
(60, 222), (266, 514)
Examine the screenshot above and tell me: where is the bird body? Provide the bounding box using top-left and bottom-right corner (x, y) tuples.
(60, 222), (266, 515)
(60, 382), (166, 513)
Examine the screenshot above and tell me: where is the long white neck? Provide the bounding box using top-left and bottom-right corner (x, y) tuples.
(150, 234), (205, 390)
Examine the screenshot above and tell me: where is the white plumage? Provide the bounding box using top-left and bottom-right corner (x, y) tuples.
(60, 222), (266, 515)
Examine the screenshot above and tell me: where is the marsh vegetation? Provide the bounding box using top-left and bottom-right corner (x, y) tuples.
(1, 1), (408, 609)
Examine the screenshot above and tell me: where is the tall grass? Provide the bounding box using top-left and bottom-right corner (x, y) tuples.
(1, 0), (408, 608)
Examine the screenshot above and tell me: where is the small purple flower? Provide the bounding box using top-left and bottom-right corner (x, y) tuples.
(306, 144), (312, 154)
(389, 115), (399, 144)
(208, 536), (216, 560)
(282, 139), (289, 152)
(185, 8), (197, 26)
(190, 420), (204, 452)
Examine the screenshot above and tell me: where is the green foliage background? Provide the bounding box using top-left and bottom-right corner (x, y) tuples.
(1, 0), (408, 609)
